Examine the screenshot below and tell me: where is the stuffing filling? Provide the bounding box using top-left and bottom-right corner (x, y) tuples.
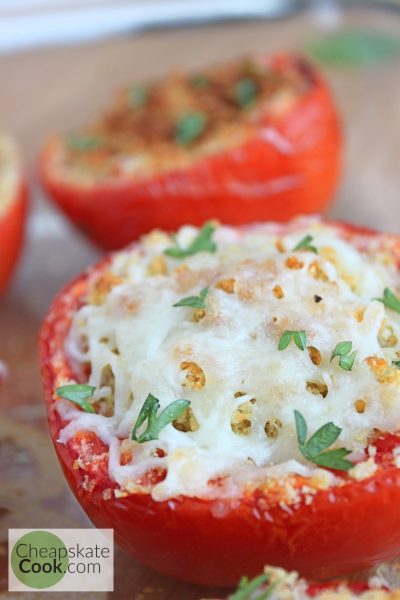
(51, 56), (313, 183)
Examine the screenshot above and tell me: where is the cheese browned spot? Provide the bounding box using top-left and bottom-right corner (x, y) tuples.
(60, 218), (400, 501)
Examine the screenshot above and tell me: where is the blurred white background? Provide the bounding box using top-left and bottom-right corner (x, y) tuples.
(0, 0), (294, 53)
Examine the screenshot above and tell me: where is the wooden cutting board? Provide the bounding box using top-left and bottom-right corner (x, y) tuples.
(1, 5), (400, 599)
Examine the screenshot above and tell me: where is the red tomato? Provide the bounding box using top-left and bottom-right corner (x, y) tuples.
(0, 138), (27, 294)
(39, 55), (341, 250)
(39, 219), (400, 587)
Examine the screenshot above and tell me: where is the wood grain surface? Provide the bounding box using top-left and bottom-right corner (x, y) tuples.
(1, 5), (400, 599)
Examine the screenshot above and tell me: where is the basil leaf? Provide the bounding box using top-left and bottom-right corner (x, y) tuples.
(375, 288), (400, 314)
(278, 330), (307, 351)
(234, 78), (257, 108)
(304, 422), (341, 457)
(173, 287), (209, 309)
(309, 31), (400, 66)
(56, 384), (96, 413)
(229, 573), (271, 600)
(129, 85), (148, 109)
(313, 448), (353, 471)
(175, 112), (206, 145)
(131, 394), (190, 443)
(293, 234), (318, 254)
(66, 134), (104, 152)
(165, 222), (217, 258)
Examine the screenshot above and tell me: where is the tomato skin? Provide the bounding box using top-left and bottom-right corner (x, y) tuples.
(39, 55), (341, 251)
(39, 220), (400, 587)
(0, 182), (28, 295)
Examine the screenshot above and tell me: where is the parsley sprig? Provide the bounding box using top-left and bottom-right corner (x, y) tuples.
(278, 330), (307, 351)
(131, 394), (190, 443)
(375, 288), (400, 314)
(165, 222), (217, 259)
(294, 410), (352, 471)
(293, 234), (318, 254)
(56, 384), (96, 413)
(330, 341), (356, 371)
(230, 574), (275, 600)
(173, 287), (209, 309)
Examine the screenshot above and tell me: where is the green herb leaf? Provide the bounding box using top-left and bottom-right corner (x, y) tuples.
(66, 134), (104, 152)
(392, 360), (400, 369)
(293, 331), (307, 351)
(375, 288), (400, 314)
(175, 112), (206, 145)
(229, 573), (273, 600)
(293, 234), (318, 254)
(190, 74), (209, 89)
(294, 410), (353, 472)
(312, 447), (353, 471)
(165, 222), (217, 259)
(330, 341), (353, 362)
(278, 330), (307, 351)
(339, 350), (357, 372)
(129, 85), (148, 109)
(234, 78), (257, 108)
(330, 341), (356, 371)
(294, 409), (307, 446)
(131, 394), (190, 443)
(56, 384), (96, 413)
(304, 422), (341, 457)
(173, 287), (209, 309)
(308, 30), (400, 66)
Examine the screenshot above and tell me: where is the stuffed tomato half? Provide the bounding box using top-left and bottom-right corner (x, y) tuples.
(216, 565), (389, 600)
(40, 54), (341, 250)
(0, 135), (27, 294)
(40, 217), (400, 586)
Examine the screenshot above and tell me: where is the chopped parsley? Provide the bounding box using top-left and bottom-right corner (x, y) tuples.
(234, 78), (258, 108)
(278, 330), (307, 351)
(66, 134), (104, 152)
(230, 573), (275, 600)
(330, 341), (356, 371)
(129, 85), (148, 109)
(56, 384), (96, 413)
(175, 111), (206, 145)
(165, 222), (217, 258)
(173, 287), (209, 309)
(293, 234), (318, 254)
(131, 394), (190, 443)
(375, 288), (400, 314)
(294, 410), (353, 471)
(190, 74), (209, 89)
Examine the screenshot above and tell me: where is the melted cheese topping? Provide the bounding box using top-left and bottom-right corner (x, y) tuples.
(0, 135), (20, 216)
(59, 217), (400, 501)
